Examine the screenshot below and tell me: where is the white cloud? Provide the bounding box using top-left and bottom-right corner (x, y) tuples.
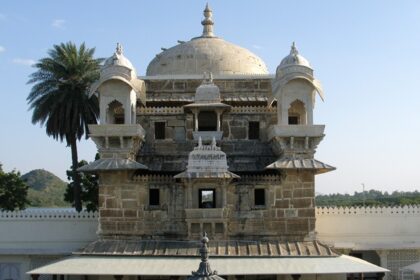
(52, 19), (66, 29)
(12, 58), (35, 66)
(0, 46), (5, 53)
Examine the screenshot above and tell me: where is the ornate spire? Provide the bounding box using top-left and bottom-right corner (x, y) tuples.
(116, 42), (123, 55)
(290, 41), (298, 56)
(201, 3), (215, 37)
(189, 232), (221, 278)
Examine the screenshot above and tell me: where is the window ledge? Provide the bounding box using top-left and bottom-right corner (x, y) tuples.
(145, 205), (166, 211)
(251, 206), (267, 210)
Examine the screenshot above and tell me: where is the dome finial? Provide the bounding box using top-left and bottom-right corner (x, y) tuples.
(201, 3), (215, 37)
(290, 41), (298, 56)
(116, 42), (123, 55)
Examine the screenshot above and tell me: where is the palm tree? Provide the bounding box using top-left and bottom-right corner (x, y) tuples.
(27, 42), (103, 212)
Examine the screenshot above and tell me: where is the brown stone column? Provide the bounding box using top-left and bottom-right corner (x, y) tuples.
(291, 274), (301, 280)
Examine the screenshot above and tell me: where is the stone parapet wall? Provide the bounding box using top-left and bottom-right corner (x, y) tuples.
(316, 205), (420, 250)
(230, 106), (276, 114)
(0, 209), (97, 254)
(316, 205), (420, 216)
(0, 208), (98, 220)
(138, 107), (183, 115)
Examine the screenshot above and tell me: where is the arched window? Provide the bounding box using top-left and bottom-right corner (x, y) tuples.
(106, 100), (124, 124)
(198, 111), (217, 131)
(288, 100), (307, 125)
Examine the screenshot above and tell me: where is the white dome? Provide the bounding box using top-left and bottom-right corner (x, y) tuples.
(146, 4), (268, 76)
(278, 42), (311, 69)
(103, 43), (136, 73)
(147, 37), (268, 76)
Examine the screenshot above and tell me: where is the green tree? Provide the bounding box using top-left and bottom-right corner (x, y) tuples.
(64, 155), (99, 212)
(27, 42), (103, 211)
(0, 164), (29, 211)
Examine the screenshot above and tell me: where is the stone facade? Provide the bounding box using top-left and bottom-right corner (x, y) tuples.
(81, 4), (334, 246)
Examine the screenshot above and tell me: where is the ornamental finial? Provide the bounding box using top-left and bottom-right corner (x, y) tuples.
(202, 72), (213, 84)
(116, 43), (123, 55)
(201, 3), (215, 37)
(187, 233), (224, 280)
(290, 41), (298, 56)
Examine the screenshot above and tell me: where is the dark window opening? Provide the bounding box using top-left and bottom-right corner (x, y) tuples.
(288, 116), (299, 125)
(254, 188), (265, 206)
(155, 122), (166, 139)
(114, 115), (124, 124)
(198, 111), (217, 131)
(107, 100), (124, 124)
(248, 121), (260, 140)
(149, 188), (160, 206)
(199, 189), (215, 208)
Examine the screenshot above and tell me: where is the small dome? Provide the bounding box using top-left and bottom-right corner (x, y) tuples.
(278, 42), (311, 69)
(146, 4), (268, 76)
(104, 43), (136, 73)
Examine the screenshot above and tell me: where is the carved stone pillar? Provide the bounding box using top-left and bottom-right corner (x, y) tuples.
(291, 274), (301, 280)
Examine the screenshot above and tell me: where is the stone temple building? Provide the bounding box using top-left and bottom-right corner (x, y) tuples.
(29, 4), (387, 280)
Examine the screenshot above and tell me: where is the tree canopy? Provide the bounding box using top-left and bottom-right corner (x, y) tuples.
(0, 164), (29, 211)
(64, 155), (99, 212)
(27, 42), (103, 211)
(316, 189), (420, 207)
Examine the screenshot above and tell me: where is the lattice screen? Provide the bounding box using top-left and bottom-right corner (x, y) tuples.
(387, 250), (420, 280)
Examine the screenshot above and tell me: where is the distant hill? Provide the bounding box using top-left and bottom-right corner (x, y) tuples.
(21, 169), (70, 207)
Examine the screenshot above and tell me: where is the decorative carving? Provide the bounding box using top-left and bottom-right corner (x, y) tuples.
(137, 107), (184, 115)
(0, 209), (98, 219)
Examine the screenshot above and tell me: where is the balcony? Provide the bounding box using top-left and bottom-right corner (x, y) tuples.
(88, 124), (145, 153)
(267, 125), (325, 140)
(89, 124), (145, 138)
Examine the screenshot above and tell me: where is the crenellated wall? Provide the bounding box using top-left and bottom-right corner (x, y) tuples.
(0, 209), (98, 254)
(316, 206), (420, 250)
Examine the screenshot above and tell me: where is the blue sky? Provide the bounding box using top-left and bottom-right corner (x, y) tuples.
(0, 0), (419, 194)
